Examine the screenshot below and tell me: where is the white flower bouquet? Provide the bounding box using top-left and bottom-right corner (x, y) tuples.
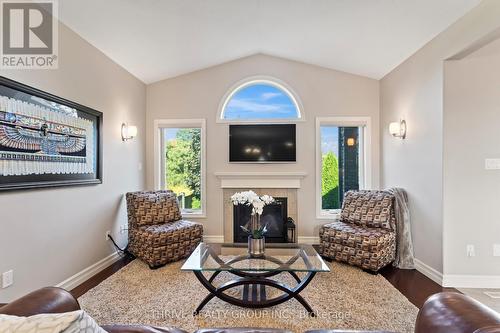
(230, 190), (275, 239)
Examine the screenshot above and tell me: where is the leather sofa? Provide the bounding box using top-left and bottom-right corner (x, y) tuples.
(1, 287), (500, 333)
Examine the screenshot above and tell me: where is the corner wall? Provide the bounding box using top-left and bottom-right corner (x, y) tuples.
(380, 0), (500, 276)
(443, 37), (500, 286)
(0, 22), (146, 302)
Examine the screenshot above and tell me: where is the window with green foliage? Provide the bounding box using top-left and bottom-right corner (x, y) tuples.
(320, 126), (360, 211)
(163, 127), (202, 213)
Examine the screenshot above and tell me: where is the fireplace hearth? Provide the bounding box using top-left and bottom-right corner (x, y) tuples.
(233, 197), (288, 243)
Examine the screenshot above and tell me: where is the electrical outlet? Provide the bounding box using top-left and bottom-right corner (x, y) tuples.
(2, 270), (13, 288)
(485, 159), (500, 170)
(105, 230), (111, 241)
(467, 244), (475, 257)
(494, 244), (500, 257)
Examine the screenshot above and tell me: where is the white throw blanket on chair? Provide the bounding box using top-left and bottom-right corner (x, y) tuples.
(385, 188), (415, 269)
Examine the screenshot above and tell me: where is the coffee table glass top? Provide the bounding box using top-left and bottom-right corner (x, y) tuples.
(181, 243), (330, 272)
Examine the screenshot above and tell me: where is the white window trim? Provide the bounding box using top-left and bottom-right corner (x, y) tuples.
(216, 75), (305, 124)
(153, 118), (206, 218)
(315, 117), (372, 220)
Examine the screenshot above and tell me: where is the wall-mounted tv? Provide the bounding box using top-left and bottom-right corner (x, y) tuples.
(229, 124), (296, 162)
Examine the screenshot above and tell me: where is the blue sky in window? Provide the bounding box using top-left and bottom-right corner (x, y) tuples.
(164, 128), (201, 141)
(321, 126), (339, 155)
(165, 128), (179, 141)
(224, 84), (298, 119)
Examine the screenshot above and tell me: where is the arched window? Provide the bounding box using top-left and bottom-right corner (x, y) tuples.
(219, 78), (302, 122)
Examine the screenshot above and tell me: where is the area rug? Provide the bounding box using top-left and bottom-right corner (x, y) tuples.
(78, 259), (418, 333)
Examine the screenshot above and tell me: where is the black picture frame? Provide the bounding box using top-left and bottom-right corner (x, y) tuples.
(0, 76), (103, 191)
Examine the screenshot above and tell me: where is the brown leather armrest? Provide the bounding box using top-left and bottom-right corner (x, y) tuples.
(415, 292), (500, 333)
(0, 287), (80, 316)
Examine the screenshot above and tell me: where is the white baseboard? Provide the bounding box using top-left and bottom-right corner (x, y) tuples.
(298, 236), (320, 244)
(203, 235), (224, 243)
(442, 274), (500, 288)
(410, 259), (500, 289)
(414, 258), (443, 286)
(56, 252), (121, 291)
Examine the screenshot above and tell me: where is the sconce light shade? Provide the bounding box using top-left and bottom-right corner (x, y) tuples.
(389, 120), (407, 139)
(121, 123), (137, 141)
(346, 138), (356, 146)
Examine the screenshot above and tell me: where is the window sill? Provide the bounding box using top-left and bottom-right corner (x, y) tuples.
(316, 214), (340, 221)
(182, 212), (206, 219)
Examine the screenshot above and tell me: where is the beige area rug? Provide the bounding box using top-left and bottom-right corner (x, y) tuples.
(78, 260), (418, 333)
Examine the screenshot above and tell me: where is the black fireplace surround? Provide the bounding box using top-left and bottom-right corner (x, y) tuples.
(233, 197), (288, 243)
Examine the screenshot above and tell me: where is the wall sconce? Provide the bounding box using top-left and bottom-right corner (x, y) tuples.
(121, 123), (137, 141)
(389, 120), (407, 139)
(346, 137), (356, 147)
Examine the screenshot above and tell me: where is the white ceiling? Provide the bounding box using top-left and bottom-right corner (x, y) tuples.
(59, 0), (481, 84)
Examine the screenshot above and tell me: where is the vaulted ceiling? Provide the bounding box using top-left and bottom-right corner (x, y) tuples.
(59, 0), (481, 83)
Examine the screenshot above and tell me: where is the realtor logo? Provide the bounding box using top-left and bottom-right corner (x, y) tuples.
(1, 0), (58, 69)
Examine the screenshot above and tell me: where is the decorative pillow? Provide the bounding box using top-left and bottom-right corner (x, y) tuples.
(0, 310), (106, 333)
(340, 190), (395, 230)
(127, 190), (182, 226)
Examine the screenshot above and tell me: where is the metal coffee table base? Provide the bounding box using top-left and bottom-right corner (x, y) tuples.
(192, 269), (317, 316)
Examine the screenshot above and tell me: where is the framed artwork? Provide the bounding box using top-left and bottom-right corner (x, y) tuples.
(0, 76), (102, 190)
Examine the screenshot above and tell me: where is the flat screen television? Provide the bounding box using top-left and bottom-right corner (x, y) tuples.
(229, 124), (296, 162)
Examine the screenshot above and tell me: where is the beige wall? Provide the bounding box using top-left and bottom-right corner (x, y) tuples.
(0, 23), (146, 302)
(146, 54), (379, 239)
(443, 38), (500, 277)
(380, 0), (500, 274)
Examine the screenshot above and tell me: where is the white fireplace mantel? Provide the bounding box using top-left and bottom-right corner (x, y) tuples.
(214, 171), (307, 189)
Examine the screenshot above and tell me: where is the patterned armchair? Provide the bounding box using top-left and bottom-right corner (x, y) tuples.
(319, 190), (396, 272)
(126, 190), (203, 269)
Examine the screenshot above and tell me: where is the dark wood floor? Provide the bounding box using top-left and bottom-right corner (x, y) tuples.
(70, 254), (134, 299)
(379, 264), (456, 308)
(70, 254), (456, 309)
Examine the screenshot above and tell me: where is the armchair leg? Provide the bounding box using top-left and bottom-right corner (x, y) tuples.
(149, 263), (167, 270)
(362, 268), (379, 275)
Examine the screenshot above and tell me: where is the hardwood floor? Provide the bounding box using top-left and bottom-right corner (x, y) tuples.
(70, 254), (134, 299)
(70, 254), (456, 309)
(379, 265), (457, 308)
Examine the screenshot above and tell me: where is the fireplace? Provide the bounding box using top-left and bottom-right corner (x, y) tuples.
(233, 197), (288, 243)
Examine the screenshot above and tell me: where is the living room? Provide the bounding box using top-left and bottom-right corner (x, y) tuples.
(1, 1), (500, 333)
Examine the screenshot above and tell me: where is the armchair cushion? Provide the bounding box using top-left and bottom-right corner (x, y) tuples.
(340, 191), (395, 230)
(131, 220), (203, 247)
(320, 221), (396, 271)
(128, 219), (203, 267)
(126, 191), (182, 227)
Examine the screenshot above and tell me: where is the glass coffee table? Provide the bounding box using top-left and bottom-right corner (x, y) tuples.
(181, 243), (330, 316)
